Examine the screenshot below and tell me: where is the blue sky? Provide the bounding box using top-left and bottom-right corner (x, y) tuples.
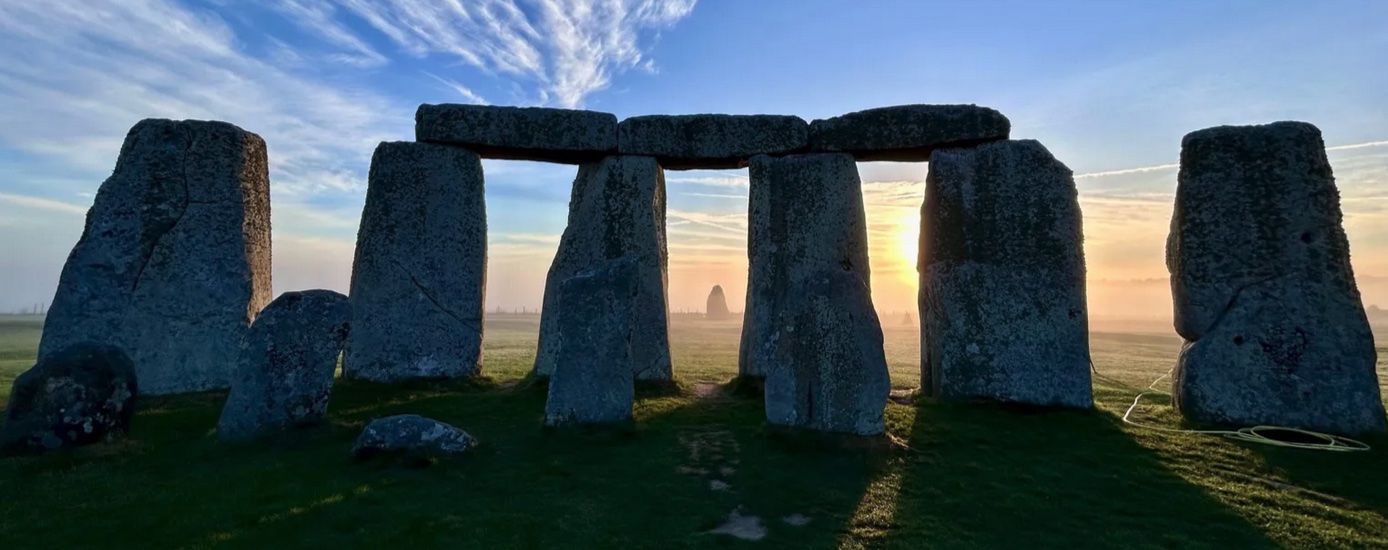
(1, 0), (1386, 318)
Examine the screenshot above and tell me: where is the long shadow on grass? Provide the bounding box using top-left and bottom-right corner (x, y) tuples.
(882, 399), (1277, 549)
(1231, 425), (1388, 519)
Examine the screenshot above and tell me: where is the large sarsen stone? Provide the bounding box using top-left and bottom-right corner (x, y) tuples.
(344, 142), (487, 382)
(544, 258), (639, 427)
(1168, 121), (1384, 434)
(809, 104), (1010, 162)
(416, 103), (617, 164)
(38, 119), (272, 395)
(919, 140), (1092, 408)
(617, 114), (808, 170)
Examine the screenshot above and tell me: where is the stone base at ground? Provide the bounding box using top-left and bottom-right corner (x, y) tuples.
(920, 140), (1092, 408)
(765, 269), (890, 436)
(218, 290), (351, 441)
(544, 258), (639, 427)
(534, 155), (671, 381)
(1168, 121), (1385, 434)
(1, 343), (138, 454)
(344, 142), (487, 383)
(38, 119), (272, 395)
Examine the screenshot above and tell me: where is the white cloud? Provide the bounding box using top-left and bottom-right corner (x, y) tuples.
(0, 192), (89, 215)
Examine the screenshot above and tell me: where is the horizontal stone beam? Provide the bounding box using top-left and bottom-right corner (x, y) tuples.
(809, 104), (1010, 162)
(415, 103), (617, 164)
(617, 114), (808, 170)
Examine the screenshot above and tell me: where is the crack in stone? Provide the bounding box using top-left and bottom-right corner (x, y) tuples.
(1197, 272), (1291, 339)
(391, 259), (481, 335)
(131, 130), (197, 294)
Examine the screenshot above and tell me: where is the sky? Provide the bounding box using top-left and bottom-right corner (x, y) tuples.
(0, 0), (1386, 323)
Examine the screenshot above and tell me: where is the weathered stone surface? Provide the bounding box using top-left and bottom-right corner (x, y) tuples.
(739, 153), (870, 379)
(544, 258), (639, 427)
(344, 142), (486, 382)
(919, 140), (1091, 408)
(416, 103), (617, 164)
(218, 290), (351, 441)
(766, 269), (890, 436)
(706, 285), (731, 320)
(808, 104), (1010, 162)
(1, 342), (137, 454)
(533, 156), (671, 380)
(351, 414), (476, 460)
(617, 114), (808, 170)
(1168, 121), (1385, 434)
(38, 119), (272, 395)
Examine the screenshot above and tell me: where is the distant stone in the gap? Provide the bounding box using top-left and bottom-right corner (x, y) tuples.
(706, 285), (731, 320)
(344, 142), (487, 382)
(38, 118), (272, 395)
(1168, 121), (1385, 434)
(218, 290), (351, 441)
(533, 155), (671, 381)
(1, 342), (138, 454)
(544, 257), (639, 428)
(919, 139), (1092, 408)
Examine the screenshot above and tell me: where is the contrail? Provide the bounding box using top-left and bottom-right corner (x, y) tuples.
(1073, 140), (1387, 180)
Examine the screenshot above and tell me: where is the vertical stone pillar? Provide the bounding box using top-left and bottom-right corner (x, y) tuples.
(1168, 121), (1384, 434)
(919, 140), (1091, 408)
(533, 155), (671, 381)
(752, 153), (889, 436)
(39, 119), (272, 395)
(343, 142), (487, 382)
(544, 257), (639, 427)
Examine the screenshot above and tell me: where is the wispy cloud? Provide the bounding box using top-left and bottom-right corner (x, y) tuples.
(0, 192), (88, 215)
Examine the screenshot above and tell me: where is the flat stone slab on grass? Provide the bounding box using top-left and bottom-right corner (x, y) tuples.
(351, 414), (477, 462)
(38, 118), (272, 395)
(809, 104), (1010, 162)
(218, 290), (351, 441)
(617, 114), (808, 169)
(543, 258), (639, 428)
(1169, 121), (1385, 435)
(344, 142), (487, 382)
(1, 342), (137, 454)
(920, 139), (1092, 408)
(533, 155), (671, 381)
(416, 103), (617, 164)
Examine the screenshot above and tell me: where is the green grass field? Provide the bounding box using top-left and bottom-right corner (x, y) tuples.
(4, 314), (1388, 548)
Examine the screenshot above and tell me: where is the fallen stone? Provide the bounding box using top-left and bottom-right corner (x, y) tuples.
(415, 103), (617, 164)
(544, 258), (639, 427)
(739, 153), (870, 380)
(38, 119), (272, 395)
(217, 290), (351, 441)
(617, 114), (807, 169)
(920, 140), (1091, 408)
(351, 414), (476, 461)
(344, 142), (487, 382)
(534, 156), (671, 381)
(708, 507), (767, 541)
(705, 285), (731, 320)
(1169, 121), (1385, 434)
(1, 342), (137, 454)
(766, 269), (890, 436)
(808, 104), (1010, 162)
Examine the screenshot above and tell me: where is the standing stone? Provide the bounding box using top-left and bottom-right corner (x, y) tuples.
(344, 142), (487, 382)
(1, 342), (137, 454)
(533, 156), (671, 381)
(218, 290), (351, 441)
(544, 258), (639, 427)
(919, 140), (1092, 408)
(766, 269), (890, 436)
(1168, 121), (1385, 434)
(38, 119), (272, 395)
(808, 104), (1011, 162)
(706, 285), (731, 320)
(739, 153), (870, 379)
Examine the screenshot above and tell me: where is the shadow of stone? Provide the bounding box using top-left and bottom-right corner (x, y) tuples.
(879, 398), (1278, 548)
(1234, 429), (1388, 516)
